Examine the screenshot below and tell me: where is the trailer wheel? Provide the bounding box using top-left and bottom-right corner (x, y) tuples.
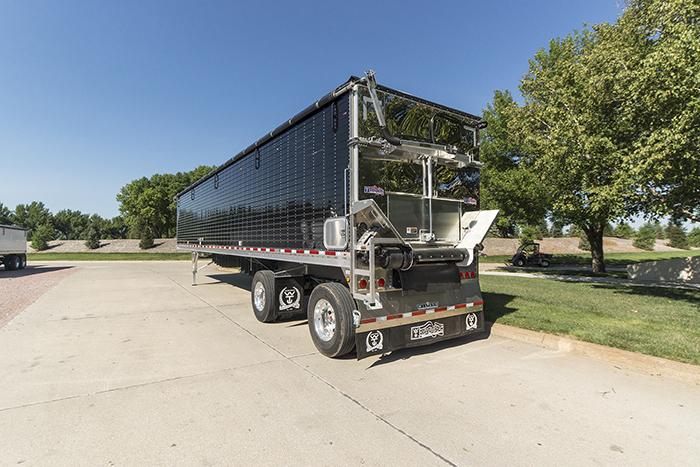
(5, 255), (19, 271)
(308, 282), (356, 358)
(251, 270), (277, 323)
(540, 259), (550, 268)
(19, 254), (27, 269)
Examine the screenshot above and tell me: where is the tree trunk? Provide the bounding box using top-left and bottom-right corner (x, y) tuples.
(585, 224), (606, 273)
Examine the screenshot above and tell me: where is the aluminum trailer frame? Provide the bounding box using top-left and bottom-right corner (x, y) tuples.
(175, 72), (497, 360)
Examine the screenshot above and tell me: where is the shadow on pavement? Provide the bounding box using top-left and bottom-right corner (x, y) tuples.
(366, 328), (493, 368)
(207, 272), (253, 292)
(0, 265), (76, 278)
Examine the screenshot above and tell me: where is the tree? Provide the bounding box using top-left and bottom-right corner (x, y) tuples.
(117, 166), (214, 238)
(30, 223), (54, 251)
(550, 219), (565, 238)
(480, 91), (550, 238)
(518, 226), (537, 244)
(53, 209), (90, 240)
(117, 166), (215, 240)
(511, 26), (641, 273)
(649, 221), (666, 239)
(84, 226), (101, 249)
(613, 222), (634, 238)
(0, 202), (12, 225)
(633, 226), (656, 251)
(688, 227), (700, 248)
(665, 223), (689, 249)
(101, 216), (128, 239)
(619, 0), (700, 223)
(13, 202), (53, 241)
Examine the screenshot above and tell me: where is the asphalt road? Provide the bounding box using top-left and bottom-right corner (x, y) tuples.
(1, 261), (699, 466)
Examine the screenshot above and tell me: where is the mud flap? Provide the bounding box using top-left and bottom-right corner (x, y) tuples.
(275, 277), (304, 315)
(355, 310), (485, 360)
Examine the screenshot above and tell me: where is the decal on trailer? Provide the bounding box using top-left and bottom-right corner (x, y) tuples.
(279, 286), (302, 311)
(364, 185), (385, 196)
(410, 321), (444, 340)
(366, 330), (384, 353)
(466, 313), (478, 331)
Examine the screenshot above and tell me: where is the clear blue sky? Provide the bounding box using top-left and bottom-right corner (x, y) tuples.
(1, 0), (623, 219)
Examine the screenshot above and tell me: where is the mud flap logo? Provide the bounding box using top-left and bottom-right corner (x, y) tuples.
(466, 313), (478, 331)
(279, 286), (301, 311)
(410, 321), (444, 340)
(366, 331), (384, 353)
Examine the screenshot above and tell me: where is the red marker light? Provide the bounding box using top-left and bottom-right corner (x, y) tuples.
(359, 279), (368, 289)
(377, 278), (385, 287)
(471, 271), (476, 278)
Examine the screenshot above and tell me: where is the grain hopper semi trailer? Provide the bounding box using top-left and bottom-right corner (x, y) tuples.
(175, 71), (498, 359)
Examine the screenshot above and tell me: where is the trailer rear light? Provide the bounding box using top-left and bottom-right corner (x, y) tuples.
(471, 271), (476, 278)
(377, 278), (385, 288)
(359, 279), (368, 289)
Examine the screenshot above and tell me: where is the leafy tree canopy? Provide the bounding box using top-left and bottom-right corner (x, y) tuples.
(620, 0), (700, 223)
(13, 202), (52, 240)
(117, 165), (216, 239)
(480, 90), (550, 237)
(0, 202), (12, 225)
(482, 0), (700, 271)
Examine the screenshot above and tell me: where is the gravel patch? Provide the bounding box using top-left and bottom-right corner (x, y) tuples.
(481, 237), (687, 256)
(0, 265), (81, 329)
(26, 236), (690, 256)
(27, 238), (178, 254)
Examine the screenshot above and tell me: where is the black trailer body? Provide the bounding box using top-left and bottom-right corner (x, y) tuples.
(175, 72), (498, 360)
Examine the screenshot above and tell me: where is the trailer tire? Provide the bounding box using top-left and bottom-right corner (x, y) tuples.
(251, 270), (277, 323)
(19, 254), (27, 269)
(540, 259), (550, 268)
(308, 282), (356, 358)
(5, 255), (19, 271)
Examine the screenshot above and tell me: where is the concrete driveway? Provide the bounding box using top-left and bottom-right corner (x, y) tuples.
(1, 261), (699, 466)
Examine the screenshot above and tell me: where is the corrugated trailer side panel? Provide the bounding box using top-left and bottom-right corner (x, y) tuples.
(177, 95), (350, 250)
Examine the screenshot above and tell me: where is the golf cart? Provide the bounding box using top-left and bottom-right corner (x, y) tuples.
(511, 242), (552, 267)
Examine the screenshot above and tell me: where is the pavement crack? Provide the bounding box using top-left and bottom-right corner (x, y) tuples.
(288, 357), (459, 467)
(163, 269), (458, 465)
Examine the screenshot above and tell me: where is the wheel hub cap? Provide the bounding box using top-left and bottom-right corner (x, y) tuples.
(253, 282), (266, 311)
(313, 299), (336, 342)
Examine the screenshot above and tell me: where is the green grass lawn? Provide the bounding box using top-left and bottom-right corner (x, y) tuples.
(480, 249), (700, 266)
(27, 252), (191, 261)
(480, 274), (700, 365)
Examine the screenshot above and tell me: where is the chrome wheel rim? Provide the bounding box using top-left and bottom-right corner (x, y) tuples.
(253, 281), (266, 311)
(313, 298), (335, 342)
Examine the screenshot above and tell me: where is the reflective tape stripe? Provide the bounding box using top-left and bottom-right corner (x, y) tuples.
(360, 301), (482, 325)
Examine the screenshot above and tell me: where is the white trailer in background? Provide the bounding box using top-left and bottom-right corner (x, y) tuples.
(0, 225), (28, 271)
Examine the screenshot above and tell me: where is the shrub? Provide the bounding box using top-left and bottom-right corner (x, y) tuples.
(139, 228), (155, 250)
(614, 222), (634, 238)
(689, 227), (700, 248)
(603, 223), (614, 237)
(567, 225), (582, 238)
(633, 227), (656, 251)
(30, 223), (54, 251)
(665, 224), (689, 249)
(578, 233), (591, 251)
(518, 226), (536, 244)
(84, 226), (101, 249)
